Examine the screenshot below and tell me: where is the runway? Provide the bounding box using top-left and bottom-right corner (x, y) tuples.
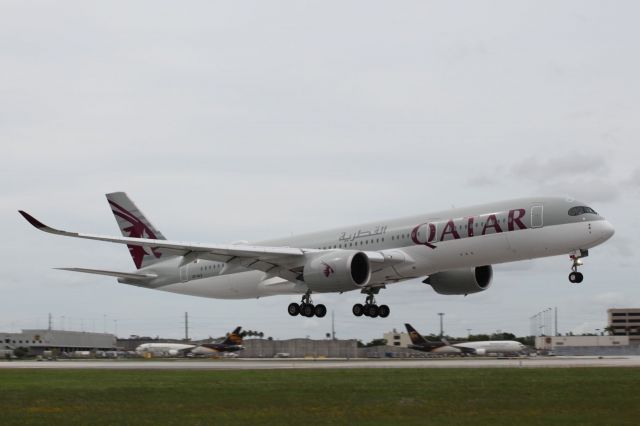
(2, 356), (640, 370)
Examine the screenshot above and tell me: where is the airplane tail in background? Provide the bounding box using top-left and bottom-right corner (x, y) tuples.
(405, 323), (429, 345)
(223, 327), (244, 345)
(106, 192), (175, 269)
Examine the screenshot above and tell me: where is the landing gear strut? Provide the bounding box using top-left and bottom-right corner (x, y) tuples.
(568, 250), (588, 283)
(353, 288), (390, 318)
(288, 292), (327, 318)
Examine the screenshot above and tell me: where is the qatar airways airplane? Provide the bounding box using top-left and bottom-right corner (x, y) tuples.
(19, 192), (614, 319)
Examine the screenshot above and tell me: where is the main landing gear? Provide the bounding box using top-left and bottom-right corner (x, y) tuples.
(352, 288), (390, 318)
(288, 292), (327, 318)
(568, 249), (588, 284)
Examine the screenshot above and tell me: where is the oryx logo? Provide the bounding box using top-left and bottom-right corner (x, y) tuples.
(321, 262), (335, 278)
(108, 200), (162, 269)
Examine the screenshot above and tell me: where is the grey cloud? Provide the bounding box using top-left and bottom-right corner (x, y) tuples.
(2, 1), (640, 341)
(535, 179), (621, 203)
(605, 236), (634, 257)
(511, 153), (610, 182)
(465, 175), (499, 188)
(623, 168), (640, 194)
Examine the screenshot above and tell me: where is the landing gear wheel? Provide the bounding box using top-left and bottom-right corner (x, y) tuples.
(352, 303), (364, 317)
(302, 303), (315, 317)
(378, 304), (390, 318)
(568, 250), (587, 284)
(314, 304), (327, 318)
(568, 272), (584, 283)
(366, 304), (379, 318)
(288, 303), (300, 316)
(569, 272), (584, 283)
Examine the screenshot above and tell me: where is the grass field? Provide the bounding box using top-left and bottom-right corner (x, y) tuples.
(1, 367), (639, 425)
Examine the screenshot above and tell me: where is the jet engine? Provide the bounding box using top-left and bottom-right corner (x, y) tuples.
(424, 265), (492, 295)
(303, 251), (371, 292)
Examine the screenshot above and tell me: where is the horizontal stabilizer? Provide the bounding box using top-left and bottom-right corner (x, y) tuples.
(55, 267), (157, 282)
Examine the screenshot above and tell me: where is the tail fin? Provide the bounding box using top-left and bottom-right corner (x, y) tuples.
(106, 192), (174, 269)
(223, 327), (243, 345)
(405, 323), (429, 345)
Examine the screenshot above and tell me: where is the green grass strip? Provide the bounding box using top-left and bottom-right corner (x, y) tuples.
(1, 368), (639, 425)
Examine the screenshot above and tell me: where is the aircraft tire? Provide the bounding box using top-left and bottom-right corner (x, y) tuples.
(367, 304), (379, 318)
(302, 303), (315, 317)
(352, 303), (364, 317)
(378, 305), (390, 318)
(569, 272), (581, 283)
(314, 304), (327, 318)
(288, 303), (300, 316)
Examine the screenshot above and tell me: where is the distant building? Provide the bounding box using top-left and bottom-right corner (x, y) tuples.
(240, 338), (357, 358)
(1, 329), (116, 355)
(536, 335), (629, 351)
(608, 308), (640, 344)
(383, 329), (412, 348)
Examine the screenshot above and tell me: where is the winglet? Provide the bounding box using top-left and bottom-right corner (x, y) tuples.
(18, 210), (72, 237)
(18, 210), (47, 230)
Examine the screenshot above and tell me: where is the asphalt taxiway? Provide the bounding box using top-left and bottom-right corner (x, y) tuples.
(1, 356), (639, 370)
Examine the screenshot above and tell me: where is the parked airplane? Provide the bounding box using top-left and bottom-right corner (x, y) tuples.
(135, 342), (194, 357)
(190, 326), (245, 356)
(135, 326), (244, 357)
(19, 193), (614, 319)
(405, 323), (526, 356)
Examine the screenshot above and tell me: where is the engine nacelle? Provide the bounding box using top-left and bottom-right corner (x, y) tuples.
(303, 251), (371, 292)
(424, 265), (493, 295)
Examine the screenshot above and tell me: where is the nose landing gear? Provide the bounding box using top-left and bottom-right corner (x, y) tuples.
(353, 288), (390, 318)
(568, 250), (588, 283)
(288, 292), (327, 318)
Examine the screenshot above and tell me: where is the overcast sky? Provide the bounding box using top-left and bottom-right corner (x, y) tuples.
(1, 1), (638, 342)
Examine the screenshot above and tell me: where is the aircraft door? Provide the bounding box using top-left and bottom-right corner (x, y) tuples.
(531, 205), (543, 228)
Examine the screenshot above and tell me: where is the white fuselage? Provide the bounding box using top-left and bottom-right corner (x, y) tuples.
(130, 197), (614, 299)
(135, 343), (195, 356)
(450, 340), (526, 355)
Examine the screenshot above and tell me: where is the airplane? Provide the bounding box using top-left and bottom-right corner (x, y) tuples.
(190, 326), (245, 356)
(405, 323), (526, 356)
(135, 326), (244, 357)
(135, 342), (195, 357)
(19, 193), (614, 319)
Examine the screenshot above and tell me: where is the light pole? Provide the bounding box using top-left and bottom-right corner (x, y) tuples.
(438, 313), (445, 337)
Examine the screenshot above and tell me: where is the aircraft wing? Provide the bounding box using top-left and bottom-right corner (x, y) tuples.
(19, 211), (396, 283)
(55, 267), (157, 282)
(450, 344), (478, 354)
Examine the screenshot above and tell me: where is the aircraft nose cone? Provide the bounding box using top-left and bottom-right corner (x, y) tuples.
(601, 220), (615, 241)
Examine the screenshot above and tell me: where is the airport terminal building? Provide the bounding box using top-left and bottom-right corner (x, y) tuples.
(1, 329), (116, 355)
(608, 308), (640, 344)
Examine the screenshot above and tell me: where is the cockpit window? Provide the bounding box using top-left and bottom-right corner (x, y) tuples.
(568, 206), (598, 216)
